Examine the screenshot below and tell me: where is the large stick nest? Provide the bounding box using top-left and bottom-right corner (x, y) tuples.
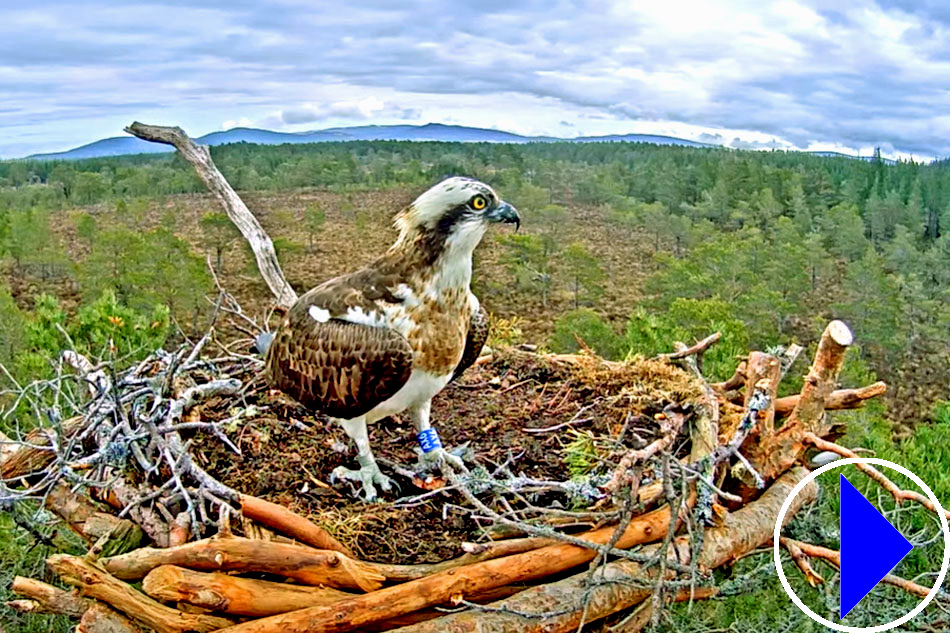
(193, 348), (708, 563)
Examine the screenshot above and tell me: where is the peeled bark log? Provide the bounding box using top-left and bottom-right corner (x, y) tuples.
(77, 603), (145, 633)
(142, 565), (352, 616)
(124, 122), (297, 308)
(773, 381), (887, 415)
(8, 576), (90, 617)
(371, 537), (559, 582)
(238, 494), (353, 556)
(212, 501), (677, 633)
(47, 554), (232, 633)
(101, 536), (384, 591)
(388, 467), (817, 633)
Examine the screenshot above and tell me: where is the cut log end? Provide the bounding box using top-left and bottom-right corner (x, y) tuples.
(826, 320), (853, 347)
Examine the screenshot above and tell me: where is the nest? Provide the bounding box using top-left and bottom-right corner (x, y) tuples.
(0, 322), (894, 633)
(189, 348), (707, 564)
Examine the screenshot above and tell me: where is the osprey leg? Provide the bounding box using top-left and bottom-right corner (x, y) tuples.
(409, 401), (467, 472)
(331, 417), (394, 502)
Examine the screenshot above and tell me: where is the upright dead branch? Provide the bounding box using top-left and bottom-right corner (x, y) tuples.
(743, 352), (780, 441)
(754, 320), (852, 479)
(124, 122), (298, 308)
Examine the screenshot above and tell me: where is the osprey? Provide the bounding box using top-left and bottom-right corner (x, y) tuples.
(262, 177), (520, 500)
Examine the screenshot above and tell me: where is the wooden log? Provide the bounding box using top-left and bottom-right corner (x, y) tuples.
(101, 536), (384, 591)
(773, 381), (887, 415)
(387, 467), (817, 633)
(367, 537), (559, 582)
(86, 514), (148, 559)
(211, 500), (678, 633)
(8, 576), (90, 617)
(142, 565), (352, 617)
(47, 554), (232, 633)
(124, 122), (297, 308)
(736, 352), (781, 493)
(5, 450), (141, 555)
(168, 513), (191, 548)
(0, 416), (84, 481)
(711, 361), (746, 393)
(353, 586), (530, 633)
(659, 332), (721, 360)
(44, 483), (105, 542)
(77, 603), (145, 633)
(743, 352), (781, 442)
(105, 477), (172, 547)
(142, 566), (529, 623)
(238, 494), (353, 557)
(755, 321), (853, 479)
(0, 430), (18, 464)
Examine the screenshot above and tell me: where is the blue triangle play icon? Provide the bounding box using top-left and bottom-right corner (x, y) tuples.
(840, 474), (914, 618)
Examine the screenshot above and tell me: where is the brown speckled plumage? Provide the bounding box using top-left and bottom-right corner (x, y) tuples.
(265, 302), (413, 419)
(263, 177), (517, 446)
(452, 305), (488, 381)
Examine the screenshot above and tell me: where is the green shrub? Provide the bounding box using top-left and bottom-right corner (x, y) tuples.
(550, 309), (625, 359)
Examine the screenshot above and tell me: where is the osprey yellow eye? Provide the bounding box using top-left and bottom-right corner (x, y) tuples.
(470, 195), (488, 211)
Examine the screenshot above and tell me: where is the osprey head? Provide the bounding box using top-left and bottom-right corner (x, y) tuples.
(394, 177), (520, 257)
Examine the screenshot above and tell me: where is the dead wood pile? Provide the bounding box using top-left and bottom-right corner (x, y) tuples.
(0, 123), (919, 633)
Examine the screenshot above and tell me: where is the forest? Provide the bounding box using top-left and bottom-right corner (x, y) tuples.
(2, 139), (950, 631)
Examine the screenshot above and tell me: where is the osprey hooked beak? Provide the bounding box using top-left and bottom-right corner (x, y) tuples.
(487, 201), (521, 231)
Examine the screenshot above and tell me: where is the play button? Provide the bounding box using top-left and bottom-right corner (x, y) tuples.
(774, 457), (950, 632)
(840, 474), (914, 618)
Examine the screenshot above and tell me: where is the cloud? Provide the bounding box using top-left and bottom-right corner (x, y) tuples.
(267, 98), (419, 126)
(3, 0), (950, 159)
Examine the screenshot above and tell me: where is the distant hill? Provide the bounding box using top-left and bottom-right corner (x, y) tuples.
(26, 123), (713, 160)
(807, 150), (897, 165)
(25, 122), (893, 163)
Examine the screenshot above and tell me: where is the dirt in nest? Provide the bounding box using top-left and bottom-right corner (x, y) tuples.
(192, 349), (705, 565)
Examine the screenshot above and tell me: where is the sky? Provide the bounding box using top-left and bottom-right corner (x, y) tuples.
(2, 0), (949, 160)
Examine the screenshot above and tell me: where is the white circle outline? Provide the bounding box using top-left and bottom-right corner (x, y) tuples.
(773, 457), (950, 633)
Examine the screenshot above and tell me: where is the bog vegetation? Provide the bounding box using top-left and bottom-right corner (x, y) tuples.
(1, 140), (950, 630)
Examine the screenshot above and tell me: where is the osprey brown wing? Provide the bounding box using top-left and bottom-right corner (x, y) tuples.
(451, 304), (489, 382)
(265, 302), (413, 420)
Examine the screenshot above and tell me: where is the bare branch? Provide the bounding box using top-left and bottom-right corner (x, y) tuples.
(658, 332), (721, 361)
(804, 433), (950, 520)
(124, 122), (297, 308)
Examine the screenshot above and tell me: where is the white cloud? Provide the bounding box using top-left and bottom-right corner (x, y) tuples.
(3, 0), (950, 159)
(222, 116), (253, 129)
